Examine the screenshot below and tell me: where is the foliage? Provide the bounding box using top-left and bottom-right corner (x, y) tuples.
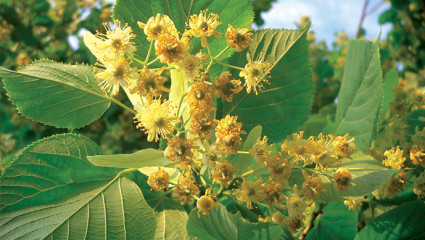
(1, 0), (425, 239)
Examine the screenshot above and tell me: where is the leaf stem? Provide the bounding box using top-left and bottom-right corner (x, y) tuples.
(214, 60), (244, 71)
(214, 46), (230, 60)
(144, 41), (154, 63)
(146, 57), (159, 66)
(108, 97), (137, 115)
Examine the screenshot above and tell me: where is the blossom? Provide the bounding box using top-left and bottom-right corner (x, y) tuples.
(164, 136), (197, 170)
(249, 136), (272, 163)
(263, 177), (286, 207)
(189, 115), (216, 139)
(329, 133), (355, 159)
(134, 100), (178, 142)
(95, 20), (136, 57)
(225, 25), (252, 52)
(412, 171), (425, 199)
(187, 10), (221, 47)
(215, 115), (244, 155)
(173, 177), (199, 205)
(233, 178), (265, 209)
(130, 67), (167, 99)
(410, 145), (425, 166)
(186, 81), (214, 116)
(383, 146), (405, 169)
(155, 34), (189, 64)
(239, 52), (273, 94)
(175, 53), (205, 81)
(147, 167), (169, 191)
(301, 170), (326, 199)
(213, 71), (243, 102)
(95, 56), (138, 96)
(138, 13), (178, 41)
(333, 168), (355, 191)
(197, 195), (217, 215)
(211, 160), (235, 187)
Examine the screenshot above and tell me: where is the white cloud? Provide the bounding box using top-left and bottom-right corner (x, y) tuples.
(259, 0), (390, 44)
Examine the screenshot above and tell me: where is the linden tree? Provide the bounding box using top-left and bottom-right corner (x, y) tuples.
(1, 0), (424, 239)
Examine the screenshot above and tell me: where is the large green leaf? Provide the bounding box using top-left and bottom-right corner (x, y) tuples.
(318, 153), (399, 202)
(113, 0), (253, 63)
(187, 203), (255, 240)
(0, 60), (111, 129)
(0, 177), (156, 240)
(221, 25), (314, 143)
(0, 134), (157, 239)
(306, 202), (357, 240)
(355, 201), (425, 240)
(87, 148), (170, 168)
(334, 39), (383, 151)
(134, 173), (189, 240)
(381, 67), (398, 114)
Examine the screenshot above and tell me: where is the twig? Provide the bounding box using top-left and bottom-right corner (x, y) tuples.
(356, 0), (370, 38)
(300, 203), (325, 240)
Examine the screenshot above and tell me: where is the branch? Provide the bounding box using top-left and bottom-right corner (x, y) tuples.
(300, 203), (325, 240)
(356, 0), (370, 38)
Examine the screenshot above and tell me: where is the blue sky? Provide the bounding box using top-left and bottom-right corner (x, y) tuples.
(258, 0), (392, 45)
(70, 0), (393, 49)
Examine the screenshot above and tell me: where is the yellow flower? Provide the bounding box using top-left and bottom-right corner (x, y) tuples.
(344, 198), (363, 210)
(211, 160), (235, 187)
(212, 71), (243, 102)
(333, 168), (355, 191)
(186, 81), (214, 116)
(233, 178), (265, 209)
(329, 133), (355, 159)
(410, 145), (425, 166)
(97, 20), (136, 56)
(147, 167), (169, 191)
(225, 25), (252, 52)
(187, 10), (221, 47)
(308, 134), (340, 171)
(373, 171), (409, 199)
(134, 100), (178, 142)
(130, 67), (167, 99)
(175, 53), (205, 82)
(263, 177), (286, 207)
(301, 170), (326, 199)
(215, 115), (244, 155)
(383, 146), (405, 169)
(138, 13), (178, 41)
(412, 171), (425, 199)
(164, 136), (197, 170)
(173, 177), (199, 205)
(286, 184), (310, 217)
(95, 55), (138, 96)
(189, 115), (216, 139)
(239, 52), (273, 94)
(155, 34), (190, 64)
(249, 136), (272, 163)
(197, 195), (217, 215)
(265, 152), (292, 186)
(283, 131), (310, 164)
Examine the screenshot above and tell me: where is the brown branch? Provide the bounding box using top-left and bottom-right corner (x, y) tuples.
(356, 0), (370, 38)
(300, 203), (325, 240)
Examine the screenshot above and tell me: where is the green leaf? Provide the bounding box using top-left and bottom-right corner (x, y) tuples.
(0, 134), (157, 239)
(187, 203), (255, 240)
(306, 202), (357, 240)
(233, 125), (262, 176)
(382, 67), (398, 114)
(189, 0), (253, 60)
(87, 148), (170, 168)
(355, 201), (425, 240)
(153, 198), (189, 240)
(318, 153), (399, 202)
(113, 0), (253, 63)
(334, 39), (383, 151)
(0, 60), (110, 129)
(133, 173), (189, 240)
(221, 25), (314, 143)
